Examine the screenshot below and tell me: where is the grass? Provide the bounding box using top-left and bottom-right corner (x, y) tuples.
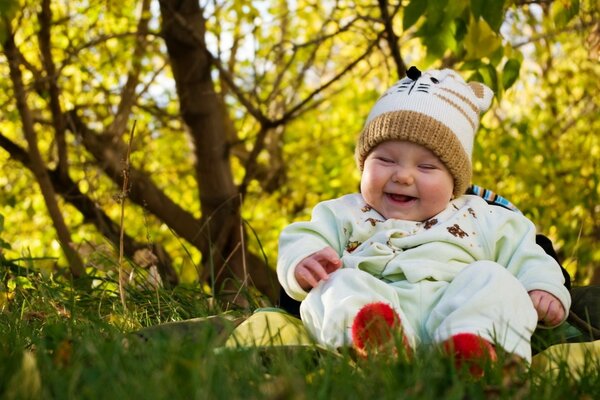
(1, 268), (600, 399)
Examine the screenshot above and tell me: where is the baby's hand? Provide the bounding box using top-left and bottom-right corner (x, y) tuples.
(529, 290), (566, 326)
(294, 247), (342, 291)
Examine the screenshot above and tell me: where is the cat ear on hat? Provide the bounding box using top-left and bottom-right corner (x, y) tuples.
(406, 66), (422, 80)
(467, 82), (494, 113)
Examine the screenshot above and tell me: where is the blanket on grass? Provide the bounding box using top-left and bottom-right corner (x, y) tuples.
(222, 308), (600, 377)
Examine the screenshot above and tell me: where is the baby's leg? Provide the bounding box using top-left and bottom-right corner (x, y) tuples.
(300, 268), (416, 350)
(427, 261), (537, 361)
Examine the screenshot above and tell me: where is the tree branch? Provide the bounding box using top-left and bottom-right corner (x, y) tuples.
(67, 110), (205, 248)
(38, 0), (69, 179)
(107, 0), (152, 137)
(377, 0), (406, 79)
(277, 32), (383, 124)
(512, 21), (597, 49)
(0, 131), (179, 287)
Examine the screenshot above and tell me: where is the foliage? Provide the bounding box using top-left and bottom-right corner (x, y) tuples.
(473, 0), (600, 284)
(1, 273), (600, 399)
(1, 1), (598, 396)
(0, 0), (598, 300)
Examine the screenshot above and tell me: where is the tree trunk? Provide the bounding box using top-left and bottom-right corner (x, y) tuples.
(159, 0), (278, 304)
(3, 32), (86, 280)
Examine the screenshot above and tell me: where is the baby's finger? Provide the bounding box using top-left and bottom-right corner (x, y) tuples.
(302, 258), (330, 281)
(295, 265), (320, 288)
(545, 301), (565, 326)
(316, 248), (342, 273)
(315, 247), (341, 265)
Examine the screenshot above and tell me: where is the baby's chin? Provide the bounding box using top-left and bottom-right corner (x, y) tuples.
(380, 206), (444, 222)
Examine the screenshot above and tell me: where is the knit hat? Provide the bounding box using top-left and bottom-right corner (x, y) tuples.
(356, 67), (494, 197)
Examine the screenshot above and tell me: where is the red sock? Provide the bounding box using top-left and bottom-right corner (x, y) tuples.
(351, 302), (408, 357)
(443, 333), (497, 377)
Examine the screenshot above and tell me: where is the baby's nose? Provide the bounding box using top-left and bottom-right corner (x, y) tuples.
(392, 167), (414, 185)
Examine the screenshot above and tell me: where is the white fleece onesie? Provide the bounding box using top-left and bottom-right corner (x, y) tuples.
(277, 194), (571, 361)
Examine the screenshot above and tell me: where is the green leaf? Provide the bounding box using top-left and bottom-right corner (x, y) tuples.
(0, 0), (18, 17)
(470, 0), (506, 31)
(489, 43), (505, 65)
(460, 59), (484, 71)
(14, 276), (35, 290)
(453, 15), (469, 42)
(422, 24), (458, 61)
(463, 16), (502, 60)
(445, 0), (469, 21)
(0, 0), (19, 43)
(425, 0), (450, 27)
(403, 0), (428, 30)
(478, 63), (498, 92)
(552, 0), (580, 28)
(501, 58), (521, 90)
(468, 70), (485, 85)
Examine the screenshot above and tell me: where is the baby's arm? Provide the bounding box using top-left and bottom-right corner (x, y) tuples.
(294, 247), (342, 290)
(278, 195), (363, 300)
(529, 290), (566, 327)
(480, 201), (571, 325)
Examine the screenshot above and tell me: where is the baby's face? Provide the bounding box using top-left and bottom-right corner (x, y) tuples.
(360, 141), (454, 221)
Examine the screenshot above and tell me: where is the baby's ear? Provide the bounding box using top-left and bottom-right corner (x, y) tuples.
(468, 82), (494, 113)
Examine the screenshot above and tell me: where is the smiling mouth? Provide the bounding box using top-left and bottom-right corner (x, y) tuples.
(386, 193), (416, 203)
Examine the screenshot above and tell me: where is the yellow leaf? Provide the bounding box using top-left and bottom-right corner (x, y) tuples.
(5, 351), (41, 400)
(0, 291), (14, 311)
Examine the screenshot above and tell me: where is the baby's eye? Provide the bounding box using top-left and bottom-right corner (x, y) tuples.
(376, 156), (394, 163)
(419, 164), (438, 170)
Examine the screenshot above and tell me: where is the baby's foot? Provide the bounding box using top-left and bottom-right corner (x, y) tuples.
(443, 333), (497, 378)
(351, 302), (410, 359)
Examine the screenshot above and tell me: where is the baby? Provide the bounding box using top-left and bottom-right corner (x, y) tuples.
(277, 67), (570, 367)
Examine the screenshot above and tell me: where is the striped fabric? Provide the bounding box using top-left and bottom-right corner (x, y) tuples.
(467, 184), (521, 213)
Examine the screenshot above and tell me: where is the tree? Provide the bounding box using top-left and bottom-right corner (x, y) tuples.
(0, 0), (597, 304)
(474, 0), (600, 284)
